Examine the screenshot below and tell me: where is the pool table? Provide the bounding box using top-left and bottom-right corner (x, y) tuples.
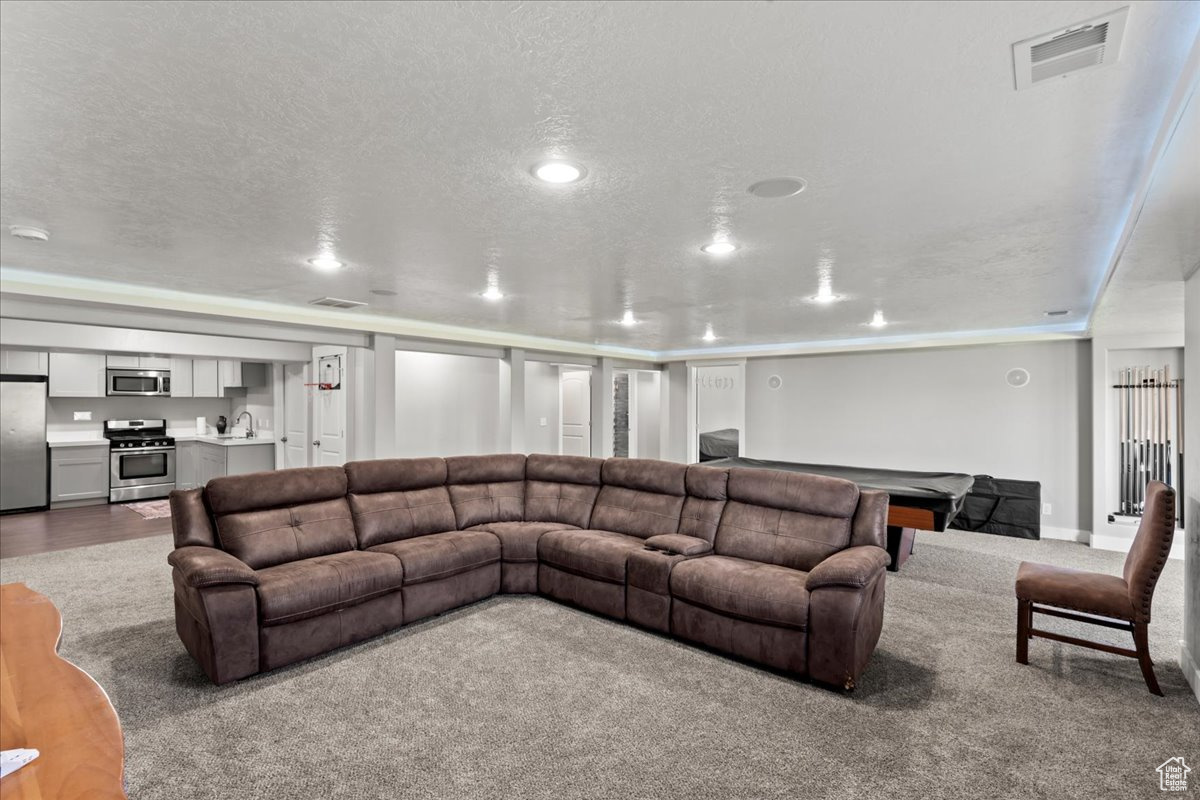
(703, 457), (975, 571)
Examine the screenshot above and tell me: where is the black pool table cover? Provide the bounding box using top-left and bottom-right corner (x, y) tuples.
(703, 457), (975, 531)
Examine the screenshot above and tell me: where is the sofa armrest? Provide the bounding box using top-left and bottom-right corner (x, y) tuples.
(806, 546), (889, 591)
(643, 534), (713, 557)
(168, 546), (259, 588)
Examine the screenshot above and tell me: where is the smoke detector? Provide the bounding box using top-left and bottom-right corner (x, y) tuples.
(1012, 7), (1129, 90)
(308, 297), (367, 310)
(1006, 368), (1031, 388)
(9, 225), (49, 242)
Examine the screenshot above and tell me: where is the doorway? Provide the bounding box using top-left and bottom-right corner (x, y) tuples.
(560, 369), (591, 456)
(693, 363), (744, 462)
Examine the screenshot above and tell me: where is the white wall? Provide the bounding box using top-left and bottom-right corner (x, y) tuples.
(1183, 269), (1200, 702)
(47, 396), (232, 436)
(525, 361), (560, 455)
(745, 340), (1092, 533)
(636, 371), (661, 459)
(230, 367), (275, 437)
(394, 350), (501, 457)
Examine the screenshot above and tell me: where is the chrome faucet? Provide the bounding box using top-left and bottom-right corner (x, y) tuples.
(235, 411), (255, 438)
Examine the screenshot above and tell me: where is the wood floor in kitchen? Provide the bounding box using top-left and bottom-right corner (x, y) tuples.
(0, 504), (172, 558)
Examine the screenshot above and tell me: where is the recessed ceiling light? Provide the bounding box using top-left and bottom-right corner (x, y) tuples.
(619, 310), (638, 327)
(480, 286), (505, 302)
(700, 241), (737, 256)
(702, 324), (717, 343)
(532, 160), (586, 184)
(809, 285), (843, 304)
(748, 177), (807, 199)
(868, 310), (888, 328)
(370, 289), (398, 297)
(9, 225), (49, 242)
(1044, 309), (1071, 317)
(307, 255), (343, 271)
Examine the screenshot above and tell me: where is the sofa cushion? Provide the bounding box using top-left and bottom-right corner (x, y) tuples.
(213, 496), (357, 571)
(345, 458), (456, 548)
(446, 454), (526, 528)
(368, 530), (501, 585)
(679, 465), (728, 543)
(525, 454), (603, 528)
(206, 466), (347, 515)
(254, 550), (404, 626)
(670, 555), (810, 630)
(538, 529), (646, 584)
(714, 467), (860, 572)
(589, 459), (687, 538)
(469, 521), (578, 562)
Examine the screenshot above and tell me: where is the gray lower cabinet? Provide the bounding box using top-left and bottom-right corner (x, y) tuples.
(50, 445), (109, 505)
(176, 441), (198, 490)
(197, 444), (227, 486)
(227, 444), (274, 476)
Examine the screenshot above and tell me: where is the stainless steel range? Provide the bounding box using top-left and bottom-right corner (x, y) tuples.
(105, 419), (176, 502)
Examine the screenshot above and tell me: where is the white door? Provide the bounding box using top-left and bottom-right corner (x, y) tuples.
(312, 350), (347, 466)
(560, 369), (591, 456)
(282, 363), (310, 469)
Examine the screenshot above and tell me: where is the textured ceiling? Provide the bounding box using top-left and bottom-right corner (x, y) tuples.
(1091, 77), (1199, 336)
(1, 0), (1199, 354)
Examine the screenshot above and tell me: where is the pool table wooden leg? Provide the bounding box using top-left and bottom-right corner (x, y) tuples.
(885, 525), (916, 571)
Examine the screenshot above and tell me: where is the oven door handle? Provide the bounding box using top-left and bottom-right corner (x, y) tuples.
(113, 446), (176, 454)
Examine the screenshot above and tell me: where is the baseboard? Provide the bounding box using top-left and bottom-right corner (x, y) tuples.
(1041, 526), (1090, 543)
(1180, 641), (1200, 706)
(1091, 532), (1185, 560)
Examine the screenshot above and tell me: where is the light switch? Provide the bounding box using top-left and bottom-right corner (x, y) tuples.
(539, 417), (547, 427)
(1042, 503), (1052, 516)
(73, 411), (92, 421)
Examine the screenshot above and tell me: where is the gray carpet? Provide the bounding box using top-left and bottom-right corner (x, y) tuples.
(1, 530), (1196, 799)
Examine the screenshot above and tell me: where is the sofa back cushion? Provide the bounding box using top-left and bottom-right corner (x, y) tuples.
(344, 458), (456, 548)
(678, 465), (728, 544)
(445, 454), (526, 528)
(715, 467), (860, 572)
(590, 459), (687, 539)
(206, 467), (355, 570)
(524, 454), (603, 528)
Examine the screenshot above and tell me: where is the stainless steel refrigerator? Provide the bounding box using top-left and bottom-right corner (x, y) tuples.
(1, 375), (48, 512)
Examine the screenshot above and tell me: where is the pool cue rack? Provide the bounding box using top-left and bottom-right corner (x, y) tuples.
(1112, 366), (1183, 527)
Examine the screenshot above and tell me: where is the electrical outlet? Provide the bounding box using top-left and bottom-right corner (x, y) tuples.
(539, 417), (547, 427)
(73, 411), (92, 421)
(1042, 503), (1052, 516)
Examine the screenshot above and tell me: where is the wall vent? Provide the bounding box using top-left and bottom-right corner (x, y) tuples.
(308, 296), (367, 310)
(1013, 7), (1129, 90)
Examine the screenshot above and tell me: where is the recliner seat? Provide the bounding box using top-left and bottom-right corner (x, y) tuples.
(168, 453), (890, 690)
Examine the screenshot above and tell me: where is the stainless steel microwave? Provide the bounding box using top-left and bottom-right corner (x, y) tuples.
(106, 369), (171, 396)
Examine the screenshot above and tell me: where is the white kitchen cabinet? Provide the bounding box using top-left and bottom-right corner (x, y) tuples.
(227, 443), (274, 476)
(193, 359), (219, 397)
(197, 443), (227, 486)
(0, 349), (48, 375)
(106, 355), (140, 368)
(50, 445), (109, 505)
(170, 358), (194, 397)
(49, 353), (106, 397)
(218, 360), (243, 393)
(140, 356), (171, 369)
(175, 441), (198, 490)
(107, 354), (171, 369)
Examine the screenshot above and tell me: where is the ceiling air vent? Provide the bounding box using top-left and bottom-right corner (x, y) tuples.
(308, 297), (367, 310)
(1013, 7), (1129, 91)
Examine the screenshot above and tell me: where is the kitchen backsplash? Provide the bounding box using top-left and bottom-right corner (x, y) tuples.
(46, 396), (234, 435)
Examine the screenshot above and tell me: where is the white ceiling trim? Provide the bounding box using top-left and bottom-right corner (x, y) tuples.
(1085, 31), (1200, 331)
(2, 266), (1090, 362)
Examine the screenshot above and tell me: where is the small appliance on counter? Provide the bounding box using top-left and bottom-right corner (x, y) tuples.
(104, 419), (176, 502)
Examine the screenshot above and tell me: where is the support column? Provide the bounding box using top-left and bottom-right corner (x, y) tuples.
(661, 361), (689, 463)
(591, 357), (615, 458)
(502, 348), (526, 454)
(371, 334), (396, 459)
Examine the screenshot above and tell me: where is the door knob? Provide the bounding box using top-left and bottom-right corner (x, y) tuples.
(312, 440), (320, 447)
(280, 436), (288, 443)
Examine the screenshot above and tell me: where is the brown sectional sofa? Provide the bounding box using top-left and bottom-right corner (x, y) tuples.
(168, 454), (890, 689)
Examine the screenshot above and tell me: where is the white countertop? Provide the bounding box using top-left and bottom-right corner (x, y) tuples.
(47, 431), (274, 448)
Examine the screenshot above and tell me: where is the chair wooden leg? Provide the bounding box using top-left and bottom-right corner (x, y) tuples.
(1016, 599), (1030, 665)
(1132, 622), (1162, 696)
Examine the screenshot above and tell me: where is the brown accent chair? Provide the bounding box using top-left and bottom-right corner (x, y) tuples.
(168, 454), (890, 690)
(1014, 481), (1176, 695)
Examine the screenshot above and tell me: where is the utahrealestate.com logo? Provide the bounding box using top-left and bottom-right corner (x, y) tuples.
(1158, 758), (1191, 792)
